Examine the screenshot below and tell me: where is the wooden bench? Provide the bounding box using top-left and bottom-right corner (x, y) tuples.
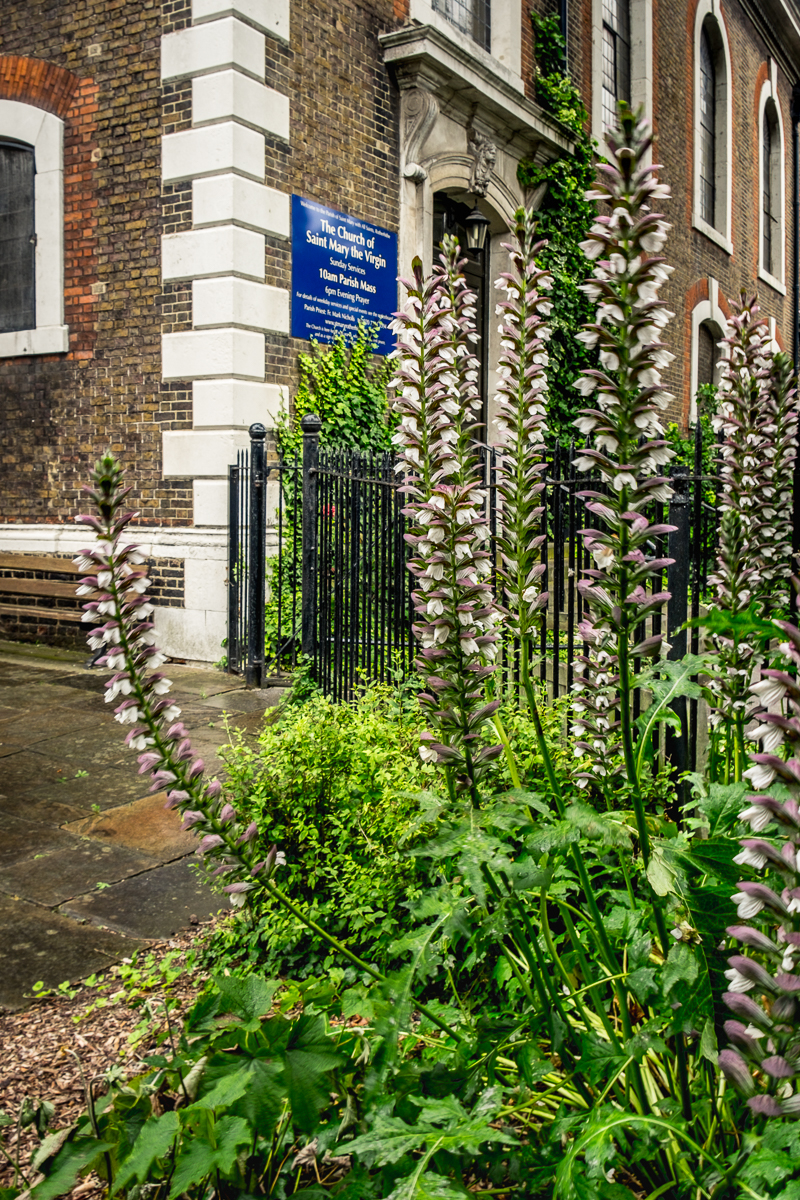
(0, 552), (83, 624)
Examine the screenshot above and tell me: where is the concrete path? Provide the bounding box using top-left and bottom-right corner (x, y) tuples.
(0, 640), (282, 1011)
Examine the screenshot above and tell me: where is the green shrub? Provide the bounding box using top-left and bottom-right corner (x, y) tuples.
(209, 681), (435, 977)
(203, 676), (567, 980)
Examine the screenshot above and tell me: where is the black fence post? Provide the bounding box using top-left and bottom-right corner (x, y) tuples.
(227, 460), (240, 675)
(301, 413), (322, 661)
(246, 423), (267, 688)
(665, 464), (690, 783)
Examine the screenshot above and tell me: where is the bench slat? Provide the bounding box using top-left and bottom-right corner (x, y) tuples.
(0, 553), (81, 574)
(0, 603), (85, 623)
(0, 578), (80, 599)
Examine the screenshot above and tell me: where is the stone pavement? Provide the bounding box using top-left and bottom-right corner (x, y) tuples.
(0, 640), (281, 1011)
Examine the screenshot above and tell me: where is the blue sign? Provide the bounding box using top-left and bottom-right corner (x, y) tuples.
(291, 195), (398, 354)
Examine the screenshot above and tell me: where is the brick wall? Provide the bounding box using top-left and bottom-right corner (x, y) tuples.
(652, 0), (797, 424)
(262, 0), (402, 400)
(0, 3), (192, 527)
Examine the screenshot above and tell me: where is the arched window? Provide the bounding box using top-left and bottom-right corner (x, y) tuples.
(601, 0), (630, 130)
(689, 277), (727, 424)
(697, 320), (718, 388)
(698, 27), (716, 226)
(693, 6), (732, 253)
(0, 140), (35, 334)
(759, 85), (784, 289)
(0, 100), (67, 357)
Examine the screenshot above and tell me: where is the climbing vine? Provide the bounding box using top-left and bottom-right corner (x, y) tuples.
(518, 11), (596, 445)
(276, 322), (395, 458)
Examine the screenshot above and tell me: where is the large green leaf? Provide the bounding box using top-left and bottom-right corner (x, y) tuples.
(347, 1092), (516, 1168)
(211, 974), (278, 1031)
(31, 1137), (115, 1200)
(283, 1014), (343, 1132)
(111, 1111), (180, 1195)
(383, 1168), (469, 1199)
(168, 1114), (251, 1198)
(634, 655), (708, 783)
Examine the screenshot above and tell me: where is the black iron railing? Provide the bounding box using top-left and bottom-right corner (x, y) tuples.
(228, 419), (725, 766)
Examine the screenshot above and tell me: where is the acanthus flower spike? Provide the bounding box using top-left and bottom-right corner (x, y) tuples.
(568, 104), (676, 800)
(74, 451), (286, 906)
(391, 237), (501, 802)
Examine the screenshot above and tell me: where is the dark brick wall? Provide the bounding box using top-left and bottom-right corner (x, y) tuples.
(0, 553), (184, 648)
(0, 2), (192, 527)
(263, 0), (402, 397)
(652, 0), (797, 424)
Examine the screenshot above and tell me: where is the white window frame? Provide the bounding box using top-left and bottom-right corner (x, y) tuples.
(0, 100), (68, 357)
(591, 0), (652, 153)
(692, 1), (733, 254)
(408, 0), (522, 86)
(689, 275), (727, 424)
(758, 67), (786, 295)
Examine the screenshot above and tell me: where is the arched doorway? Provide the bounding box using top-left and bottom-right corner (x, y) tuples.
(432, 190), (491, 436)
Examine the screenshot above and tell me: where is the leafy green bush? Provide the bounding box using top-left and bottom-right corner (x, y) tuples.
(277, 322), (395, 459)
(201, 676), (567, 981)
(207, 681), (435, 977)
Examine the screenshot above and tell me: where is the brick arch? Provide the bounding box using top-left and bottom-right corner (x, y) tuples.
(0, 55), (79, 118)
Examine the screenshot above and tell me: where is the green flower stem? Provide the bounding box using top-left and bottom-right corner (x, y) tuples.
(614, 513), (692, 1121)
(492, 712), (521, 788)
(105, 557), (245, 870)
(263, 880), (464, 1043)
(557, 902), (622, 1048)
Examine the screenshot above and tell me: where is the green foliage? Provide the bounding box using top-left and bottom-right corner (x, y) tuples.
(277, 322), (395, 459)
(205, 681), (436, 977)
(518, 12), (597, 446)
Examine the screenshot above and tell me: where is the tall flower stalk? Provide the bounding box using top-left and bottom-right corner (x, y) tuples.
(755, 349), (797, 616)
(492, 206), (561, 799)
(390, 236), (502, 805)
(706, 298), (797, 778)
(570, 105), (675, 826)
(75, 452), (463, 1042)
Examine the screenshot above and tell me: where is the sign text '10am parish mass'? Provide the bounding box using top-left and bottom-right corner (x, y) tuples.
(291, 195), (398, 355)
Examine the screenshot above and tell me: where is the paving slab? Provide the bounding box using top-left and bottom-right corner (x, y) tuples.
(27, 730), (130, 770)
(11, 763), (152, 814)
(64, 791), (197, 861)
(0, 841), (157, 907)
(0, 893), (148, 1012)
(0, 706), (101, 744)
(0, 790), (85, 826)
(60, 857), (228, 939)
(205, 688), (285, 713)
(0, 816), (80, 869)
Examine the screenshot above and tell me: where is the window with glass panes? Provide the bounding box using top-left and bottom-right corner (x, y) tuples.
(432, 0), (491, 52)
(699, 26), (716, 226)
(601, 0), (630, 130)
(762, 105), (778, 276)
(0, 140), (35, 335)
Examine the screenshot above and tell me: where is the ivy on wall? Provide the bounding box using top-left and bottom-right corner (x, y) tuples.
(277, 322), (395, 458)
(518, 11), (597, 445)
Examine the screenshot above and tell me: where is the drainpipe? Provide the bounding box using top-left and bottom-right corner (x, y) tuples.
(560, 0), (568, 73)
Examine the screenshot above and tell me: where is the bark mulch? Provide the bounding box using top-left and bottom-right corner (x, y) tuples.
(0, 922), (218, 1198)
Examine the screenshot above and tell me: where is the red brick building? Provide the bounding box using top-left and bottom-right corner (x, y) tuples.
(1, 0), (798, 658)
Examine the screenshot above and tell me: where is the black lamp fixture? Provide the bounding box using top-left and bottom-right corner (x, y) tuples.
(464, 201), (490, 252)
